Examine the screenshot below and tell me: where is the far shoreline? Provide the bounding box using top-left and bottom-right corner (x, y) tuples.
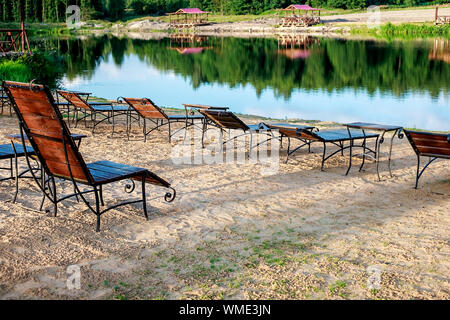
(1, 6), (449, 40)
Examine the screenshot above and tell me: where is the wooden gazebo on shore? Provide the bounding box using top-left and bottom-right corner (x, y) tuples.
(277, 4), (321, 27)
(168, 8), (210, 28)
(0, 0), (30, 55)
(435, 6), (450, 25)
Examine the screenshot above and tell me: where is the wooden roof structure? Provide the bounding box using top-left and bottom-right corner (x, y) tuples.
(0, 0), (30, 55)
(279, 4), (320, 11)
(277, 4), (321, 27)
(169, 8), (209, 15)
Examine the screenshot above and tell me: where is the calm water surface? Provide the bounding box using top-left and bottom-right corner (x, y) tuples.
(40, 35), (449, 131)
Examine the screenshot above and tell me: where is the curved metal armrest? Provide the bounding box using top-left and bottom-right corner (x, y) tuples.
(164, 187), (176, 202)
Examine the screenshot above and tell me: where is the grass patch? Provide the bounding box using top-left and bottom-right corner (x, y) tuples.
(329, 280), (348, 298)
(351, 23), (450, 39)
(0, 50), (66, 87)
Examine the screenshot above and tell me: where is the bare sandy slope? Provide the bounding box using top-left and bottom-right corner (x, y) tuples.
(0, 113), (448, 300)
(122, 7), (450, 36)
(322, 7), (450, 24)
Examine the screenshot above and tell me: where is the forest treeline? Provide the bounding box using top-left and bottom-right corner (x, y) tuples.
(0, 0), (448, 22)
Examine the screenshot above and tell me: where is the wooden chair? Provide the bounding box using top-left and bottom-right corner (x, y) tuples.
(403, 129), (450, 188)
(56, 90), (131, 136)
(3, 81), (176, 231)
(120, 97), (204, 142)
(293, 128), (379, 175)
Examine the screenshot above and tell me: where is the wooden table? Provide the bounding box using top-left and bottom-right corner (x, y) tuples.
(344, 122), (403, 180)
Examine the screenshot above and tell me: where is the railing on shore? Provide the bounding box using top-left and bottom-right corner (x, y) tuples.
(435, 6), (450, 25)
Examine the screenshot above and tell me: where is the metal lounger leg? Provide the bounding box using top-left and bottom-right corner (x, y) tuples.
(51, 176), (57, 217)
(345, 139), (354, 175)
(143, 118), (147, 142)
(359, 136), (367, 172)
(414, 156), (438, 189)
(95, 187), (101, 232)
(99, 184), (105, 206)
(201, 119), (206, 148)
(142, 176), (148, 220)
(376, 131), (386, 181)
(168, 120), (172, 143)
(388, 129), (398, 178)
(321, 142), (327, 171)
(285, 137), (291, 164)
(415, 155), (421, 189)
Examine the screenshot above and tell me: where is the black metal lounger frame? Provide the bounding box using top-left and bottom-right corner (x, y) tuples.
(57, 90), (130, 136)
(198, 110), (277, 154)
(0, 87), (12, 116)
(0, 143), (39, 203)
(263, 123), (317, 163)
(293, 127), (380, 175)
(120, 97), (204, 142)
(403, 129), (450, 189)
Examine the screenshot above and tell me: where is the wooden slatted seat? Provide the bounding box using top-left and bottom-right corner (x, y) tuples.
(403, 129), (450, 188)
(3, 81), (176, 232)
(200, 110), (251, 130)
(57, 90), (130, 135)
(121, 97), (204, 142)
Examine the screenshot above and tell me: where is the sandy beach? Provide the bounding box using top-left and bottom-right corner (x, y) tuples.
(118, 7), (450, 37)
(0, 111), (448, 300)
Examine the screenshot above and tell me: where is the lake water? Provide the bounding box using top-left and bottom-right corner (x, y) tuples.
(39, 35), (449, 131)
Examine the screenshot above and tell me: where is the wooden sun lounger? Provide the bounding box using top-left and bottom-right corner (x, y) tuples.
(198, 109), (271, 150)
(263, 123), (317, 160)
(403, 129), (450, 188)
(3, 81), (176, 231)
(56, 90), (131, 136)
(121, 98), (204, 142)
(290, 128), (380, 175)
